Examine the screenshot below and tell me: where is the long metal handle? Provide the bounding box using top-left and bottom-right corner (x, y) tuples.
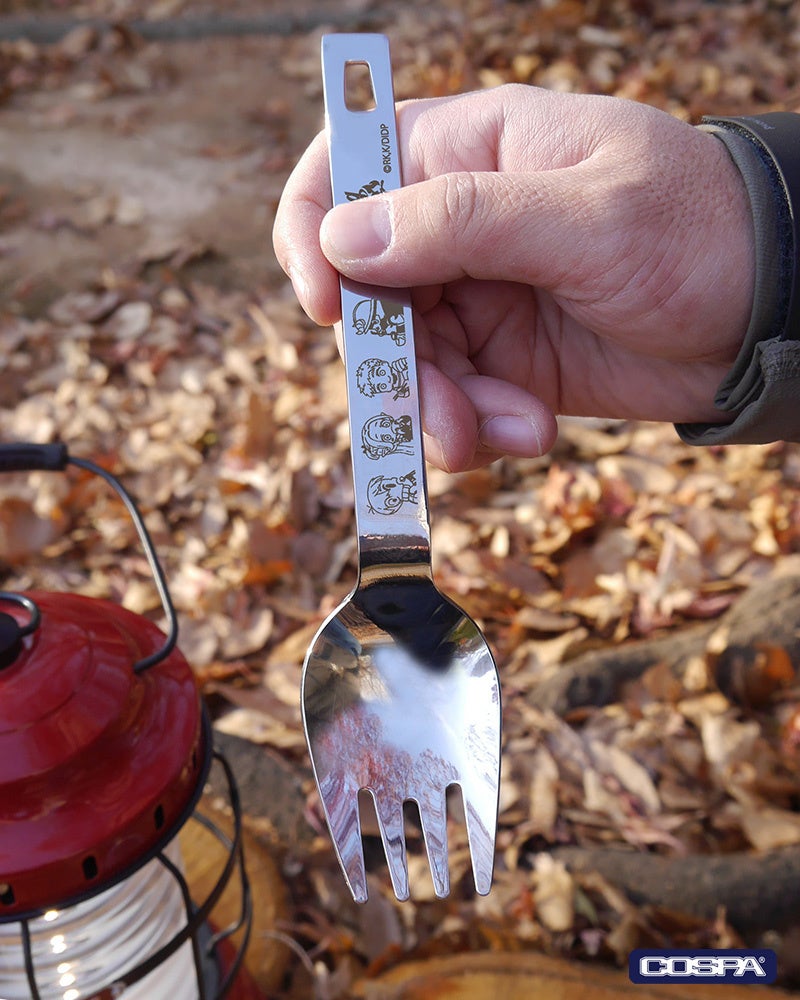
(322, 34), (431, 576)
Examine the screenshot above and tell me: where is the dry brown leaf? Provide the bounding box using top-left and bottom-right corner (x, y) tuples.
(533, 854), (575, 932)
(596, 453), (678, 494)
(528, 745), (560, 838)
(103, 300), (153, 341)
(739, 804), (800, 851)
(588, 741), (661, 817)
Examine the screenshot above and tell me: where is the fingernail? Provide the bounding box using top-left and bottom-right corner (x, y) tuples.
(479, 415), (543, 456)
(322, 199), (392, 261)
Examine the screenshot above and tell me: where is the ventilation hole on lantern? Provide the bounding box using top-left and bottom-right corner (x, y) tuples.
(154, 804), (165, 830)
(82, 855), (98, 881)
(0, 883), (14, 906)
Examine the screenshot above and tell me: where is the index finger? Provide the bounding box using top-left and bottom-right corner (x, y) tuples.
(272, 129), (342, 326)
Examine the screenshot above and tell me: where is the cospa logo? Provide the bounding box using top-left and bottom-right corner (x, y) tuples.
(629, 948), (777, 984)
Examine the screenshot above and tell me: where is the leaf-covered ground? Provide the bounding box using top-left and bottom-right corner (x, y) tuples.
(2, 2), (800, 996)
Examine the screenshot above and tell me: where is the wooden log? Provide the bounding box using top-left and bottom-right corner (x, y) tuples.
(351, 950), (794, 999)
(208, 729), (313, 850)
(552, 845), (800, 934)
(530, 574), (800, 714)
(180, 795), (291, 995)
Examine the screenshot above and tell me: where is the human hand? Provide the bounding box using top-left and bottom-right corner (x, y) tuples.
(273, 85), (755, 471)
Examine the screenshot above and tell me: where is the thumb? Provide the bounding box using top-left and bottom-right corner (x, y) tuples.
(319, 168), (596, 289)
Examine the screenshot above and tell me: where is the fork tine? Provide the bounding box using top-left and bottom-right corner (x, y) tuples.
(323, 790), (369, 903)
(463, 793), (497, 896)
(417, 792), (450, 898)
(372, 792), (410, 901)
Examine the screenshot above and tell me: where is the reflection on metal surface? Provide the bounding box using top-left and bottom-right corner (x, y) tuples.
(303, 578), (501, 902)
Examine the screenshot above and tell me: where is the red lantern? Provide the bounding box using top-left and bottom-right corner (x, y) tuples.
(0, 445), (265, 999)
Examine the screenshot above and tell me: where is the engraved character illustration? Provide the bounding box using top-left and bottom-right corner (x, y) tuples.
(366, 470), (418, 515)
(352, 298), (406, 347)
(345, 179), (386, 201)
(356, 357), (409, 400)
(361, 413), (414, 459)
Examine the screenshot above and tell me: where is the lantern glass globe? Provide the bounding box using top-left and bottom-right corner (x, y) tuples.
(0, 839), (198, 1000)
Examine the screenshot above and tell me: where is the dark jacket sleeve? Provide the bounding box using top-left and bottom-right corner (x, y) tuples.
(676, 116), (800, 445)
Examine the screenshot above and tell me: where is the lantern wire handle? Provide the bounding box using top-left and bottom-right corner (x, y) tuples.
(66, 456), (179, 674)
(0, 443), (178, 674)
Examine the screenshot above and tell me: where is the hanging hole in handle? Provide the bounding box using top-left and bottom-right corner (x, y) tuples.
(344, 60), (377, 112)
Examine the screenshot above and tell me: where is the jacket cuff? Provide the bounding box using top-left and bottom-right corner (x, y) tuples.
(677, 114), (799, 445)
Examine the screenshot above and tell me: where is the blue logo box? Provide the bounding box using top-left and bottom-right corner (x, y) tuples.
(629, 948), (778, 984)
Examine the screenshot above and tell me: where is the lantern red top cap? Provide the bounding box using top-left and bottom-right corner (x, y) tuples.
(0, 591), (206, 919)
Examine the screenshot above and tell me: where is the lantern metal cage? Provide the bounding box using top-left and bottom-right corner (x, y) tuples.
(4, 741), (253, 1000)
(0, 443), (261, 1000)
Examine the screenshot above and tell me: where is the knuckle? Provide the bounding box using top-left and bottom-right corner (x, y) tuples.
(436, 171), (492, 249)
(443, 171), (480, 224)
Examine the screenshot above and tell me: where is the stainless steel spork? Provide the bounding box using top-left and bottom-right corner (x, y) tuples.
(301, 33), (501, 903)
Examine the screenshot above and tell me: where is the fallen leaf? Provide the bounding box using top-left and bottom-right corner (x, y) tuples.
(739, 804), (800, 851)
(533, 854), (575, 932)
